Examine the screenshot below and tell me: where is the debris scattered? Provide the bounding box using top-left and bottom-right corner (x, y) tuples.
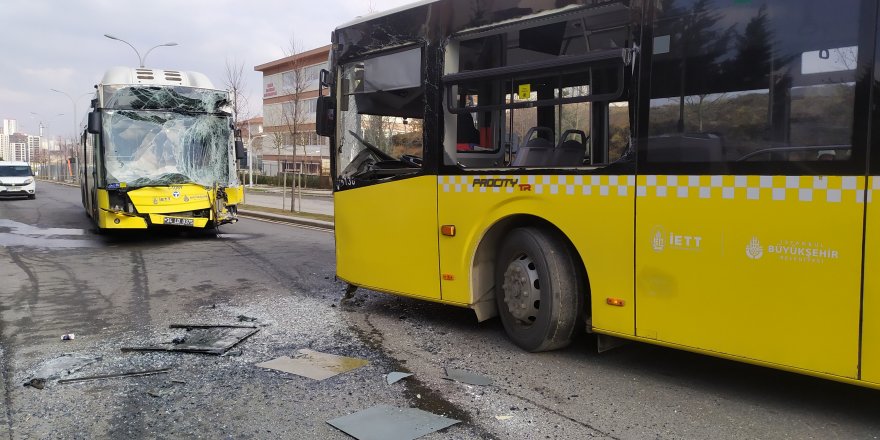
(386, 371), (412, 385)
(443, 367), (493, 386)
(327, 404), (460, 440)
(237, 315), (257, 322)
(25, 354), (99, 389)
(61, 333), (76, 341)
(24, 378), (46, 390)
(146, 380), (181, 398)
(495, 415), (514, 421)
(57, 368), (171, 384)
(121, 324), (258, 355)
(256, 349), (368, 380)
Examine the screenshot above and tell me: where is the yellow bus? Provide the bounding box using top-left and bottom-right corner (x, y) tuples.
(81, 67), (244, 231)
(317, 0), (880, 389)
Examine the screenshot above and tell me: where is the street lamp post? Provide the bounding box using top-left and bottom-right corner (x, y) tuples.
(49, 89), (91, 182)
(103, 34), (178, 68)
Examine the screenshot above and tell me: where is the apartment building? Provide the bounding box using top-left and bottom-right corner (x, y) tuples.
(0, 119), (16, 161)
(254, 45), (331, 178)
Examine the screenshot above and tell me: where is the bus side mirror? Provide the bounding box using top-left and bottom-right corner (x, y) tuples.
(316, 96), (335, 137)
(87, 112), (101, 134)
(235, 139), (245, 160)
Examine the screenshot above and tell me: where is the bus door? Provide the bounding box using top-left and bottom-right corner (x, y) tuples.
(333, 48), (441, 300)
(635, 0), (867, 378)
(859, 1), (880, 385)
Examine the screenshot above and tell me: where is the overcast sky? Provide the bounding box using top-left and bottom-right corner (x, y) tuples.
(0, 0), (415, 139)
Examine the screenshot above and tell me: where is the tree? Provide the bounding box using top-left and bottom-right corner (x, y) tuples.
(277, 35), (318, 210)
(224, 58), (251, 130)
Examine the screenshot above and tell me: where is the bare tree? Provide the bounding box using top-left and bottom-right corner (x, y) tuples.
(278, 35), (319, 210)
(224, 58), (251, 128)
(270, 130), (285, 176)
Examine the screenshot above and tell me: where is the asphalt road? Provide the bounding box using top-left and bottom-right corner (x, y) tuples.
(1, 182), (879, 439)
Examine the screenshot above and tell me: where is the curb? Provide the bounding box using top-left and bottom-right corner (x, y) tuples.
(237, 209), (334, 230)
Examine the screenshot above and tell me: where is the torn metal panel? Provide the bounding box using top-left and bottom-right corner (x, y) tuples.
(327, 404), (460, 440)
(443, 367), (493, 386)
(121, 325), (257, 355)
(386, 371), (412, 385)
(255, 349), (368, 380)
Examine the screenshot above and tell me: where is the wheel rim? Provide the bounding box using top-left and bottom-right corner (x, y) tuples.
(501, 252), (541, 325)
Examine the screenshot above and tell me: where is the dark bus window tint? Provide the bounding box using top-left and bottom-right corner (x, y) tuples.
(450, 9), (635, 168)
(645, 0), (861, 165)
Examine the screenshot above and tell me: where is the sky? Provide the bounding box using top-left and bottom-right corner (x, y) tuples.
(0, 0), (415, 139)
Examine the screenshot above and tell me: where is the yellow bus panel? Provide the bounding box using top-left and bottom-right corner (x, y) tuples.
(335, 176), (441, 300)
(437, 174), (635, 334)
(861, 176), (880, 384)
(636, 175), (863, 378)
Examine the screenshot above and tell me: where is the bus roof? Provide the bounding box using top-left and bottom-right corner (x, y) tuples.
(332, 0), (628, 62)
(335, 0), (439, 29)
(100, 67), (216, 89)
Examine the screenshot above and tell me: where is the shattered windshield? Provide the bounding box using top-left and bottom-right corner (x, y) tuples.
(103, 85), (230, 113)
(337, 48), (425, 178)
(102, 109), (233, 187)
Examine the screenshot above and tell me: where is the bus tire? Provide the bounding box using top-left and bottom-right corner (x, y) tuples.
(495, 227), (581, 352)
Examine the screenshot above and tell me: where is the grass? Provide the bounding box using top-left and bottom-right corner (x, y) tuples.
(238, 203), (334, 223)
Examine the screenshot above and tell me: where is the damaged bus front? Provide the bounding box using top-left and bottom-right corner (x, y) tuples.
(82, 67), (245, 231)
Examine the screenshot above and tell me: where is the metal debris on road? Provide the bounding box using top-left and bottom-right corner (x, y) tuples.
(255, 349), (368, 380)
(61, 333), (76, 341)
(237, 315), (258, 322)
(57, 368), (171, 384)
(25, 354), (99, 389)
(327, 404), (460, 440)
(23, 378), (46, 390)
(386, 371), (413, 385)
(442, 367), (493, 386)
(121, 324), (258, 355)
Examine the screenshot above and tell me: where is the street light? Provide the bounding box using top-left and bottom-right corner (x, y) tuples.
(104, 34), (178, 68)
(49, 89), (92, 181)
(49, 89), (92, 141)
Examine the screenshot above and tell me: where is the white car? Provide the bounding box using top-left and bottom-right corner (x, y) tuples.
(0, 161), (36, 199)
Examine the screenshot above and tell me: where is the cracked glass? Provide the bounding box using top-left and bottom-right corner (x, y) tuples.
(101, 85), (235, 188)
(336, 48), (425, 180)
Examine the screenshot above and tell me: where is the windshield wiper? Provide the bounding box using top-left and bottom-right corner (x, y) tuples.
(347, 130), (396, 161)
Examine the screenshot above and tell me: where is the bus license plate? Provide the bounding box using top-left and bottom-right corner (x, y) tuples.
(163, 217), (194, 227)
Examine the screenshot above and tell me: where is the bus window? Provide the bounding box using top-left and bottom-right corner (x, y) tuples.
(447, 14), (633, 169)
(337, 47), (425, 180)
(644, 0), (860, 167)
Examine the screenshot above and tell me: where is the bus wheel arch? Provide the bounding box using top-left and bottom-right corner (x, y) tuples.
(471, 215), (589, 351)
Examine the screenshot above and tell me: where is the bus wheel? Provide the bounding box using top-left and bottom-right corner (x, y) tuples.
(495, 227), (580, 352)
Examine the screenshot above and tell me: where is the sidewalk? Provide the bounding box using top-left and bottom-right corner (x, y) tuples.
(239, 185), (334, 229)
